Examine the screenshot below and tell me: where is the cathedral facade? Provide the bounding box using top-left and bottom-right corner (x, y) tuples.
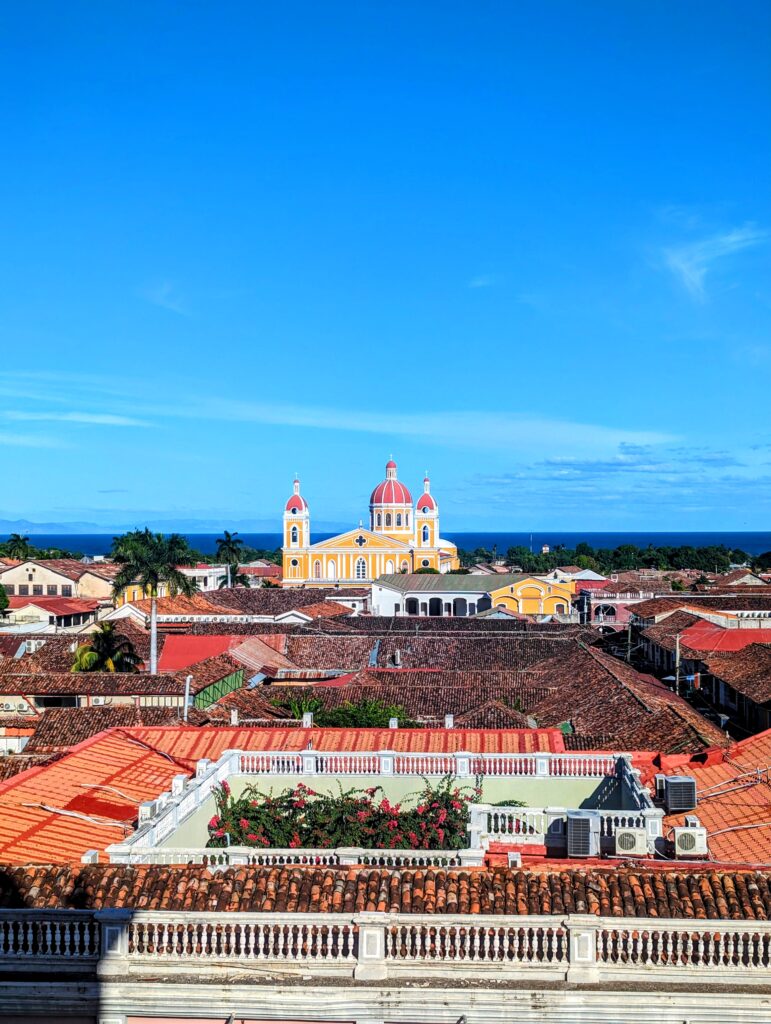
(281, 459), (460, 586)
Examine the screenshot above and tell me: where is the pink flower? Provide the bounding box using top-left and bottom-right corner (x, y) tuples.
(437, 809), (447, 825)
(289, 831), (302, 849)
(357, 810), (368, 821)
(221, 780), (230, 795)
(387, 819), (398, 830)
(246, 832), (258, 841)
(208, 816), (220, 828)
(416, 805), (425, 815)
(215, 827), (225, 838)
(239, 817), (250, 829)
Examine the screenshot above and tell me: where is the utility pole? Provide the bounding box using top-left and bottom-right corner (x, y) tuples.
(674, 633), (681, 697)
(626, 620), (632, 663)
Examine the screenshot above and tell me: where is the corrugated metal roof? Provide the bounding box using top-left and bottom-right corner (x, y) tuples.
(377, 574), (528, 593)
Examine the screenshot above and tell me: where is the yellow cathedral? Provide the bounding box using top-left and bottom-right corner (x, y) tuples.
(282, 459), (460, 586)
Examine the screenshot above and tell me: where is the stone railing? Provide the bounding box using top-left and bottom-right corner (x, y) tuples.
(470, 805), (662, 849)
(0, 910), (101, 966)
(6, 909), (763, 986)
(237, 749), (619, 779)
(106, 844), (484, 868)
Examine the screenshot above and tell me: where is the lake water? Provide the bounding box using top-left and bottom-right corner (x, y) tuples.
(15, 530), (771, 557)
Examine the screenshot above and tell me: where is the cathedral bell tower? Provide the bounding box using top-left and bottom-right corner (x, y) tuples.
(283, 478), (310, 550)
(415, 474), (439, 548)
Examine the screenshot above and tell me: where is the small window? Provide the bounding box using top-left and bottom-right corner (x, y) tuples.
(47, 585), (57, 596)
(290, 525), (298, 545)
(421, 559), (430, 567)
(396, 513), (402, 526)
(33, 585), (43, 596)
(313, 560), (322, 580)
(385, 513), (392, 527)
(376, 513), (382, 527)
(4, 584), (14, 595)
(18, 585), (29, 596)
(290, 558), (299, 567)
(355, 557), (367, 580)
(62, 585), (72, 597)
(422, 524), (430, 543)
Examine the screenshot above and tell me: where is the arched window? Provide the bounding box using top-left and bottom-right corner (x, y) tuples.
(385, 559), (394, 574)
(376, 513), (382, 527)
(313, 560), (322, 579)
(290, 525), (298, 545)
(405, 512), (410, 527)
(396, 513), (402, 526)
(327, 560), (336, 580)
(422, 524), (430, 544)
(385, 513), (392, 527)
(400, 560), (410, 573)
(355, 557), (367, 580)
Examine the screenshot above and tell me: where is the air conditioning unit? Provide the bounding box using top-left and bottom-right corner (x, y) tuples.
(92, 696), (105, 706)
(662, 776), (697, 813)
(567, 810), (601, 857)
(673, 825), (708, 859)
(614, 827), (649, 857)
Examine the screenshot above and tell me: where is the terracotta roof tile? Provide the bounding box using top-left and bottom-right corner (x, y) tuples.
(1, 863), (769, 919)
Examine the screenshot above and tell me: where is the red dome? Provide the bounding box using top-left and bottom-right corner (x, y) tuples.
(285, 478), (308, 513)
(417, 492), (437, 512)
(370, 459), (412, 505)
(370, 479), (413, 505)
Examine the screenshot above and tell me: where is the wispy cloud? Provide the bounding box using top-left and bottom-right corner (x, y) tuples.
(0, 432), (64, 448)
(0, 370), (676, 455)
(468, 274), (496, 289)
(663, 225), (766, 300)
(4, 411), (151, 427)
(140, 280), (191, 316)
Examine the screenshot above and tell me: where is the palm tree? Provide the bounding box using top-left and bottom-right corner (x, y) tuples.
(216, 530), (244, 564)
(111, 529), (198, 674)
(5, 533), (31, 560)
(218, 568), (251, 588)
(71, 622), (142, 673)
(216, 530), (246, 589)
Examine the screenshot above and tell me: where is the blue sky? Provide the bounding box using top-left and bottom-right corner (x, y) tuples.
(0, 1), (769, 531)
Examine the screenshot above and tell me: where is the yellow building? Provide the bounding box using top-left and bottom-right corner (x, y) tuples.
(372, 573), (575, 617)
(282, 459), (459, 586)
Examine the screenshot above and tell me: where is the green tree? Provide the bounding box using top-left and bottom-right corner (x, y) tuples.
(0, 583), (8, 616)
(5, 533), (31, 560)
(216, 530), (244, 564)
(71, 622), (141, 673)
(111, 529), (197, 674)
(754, 551), (771, 572)
(218, 565), (251, 588)
(414, 567), (439, 574)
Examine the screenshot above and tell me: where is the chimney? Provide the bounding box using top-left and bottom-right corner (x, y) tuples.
(393, 648), (402, 667)
(389, 717), (398, 729)
(302, 711), (314, 728)
(230, 708), (239, 726)
(444, 713), (454, 729)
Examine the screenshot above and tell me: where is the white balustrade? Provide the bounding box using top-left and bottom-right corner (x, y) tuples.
(3, 909), (771, 983)
(0, 911), (99, 960)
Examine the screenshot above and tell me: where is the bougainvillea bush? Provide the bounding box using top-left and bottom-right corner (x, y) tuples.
(206, 775), (479, 850)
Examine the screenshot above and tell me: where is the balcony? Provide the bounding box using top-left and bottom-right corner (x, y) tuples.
(2, 908), (770, 988)
(105, 747), (663, 866)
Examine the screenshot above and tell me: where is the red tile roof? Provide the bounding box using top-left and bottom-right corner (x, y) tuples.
(664, 729), (771, 866)
(2, 863), (770, 919)
(8, 596), (99, 616)
(702, 645), (771, 705)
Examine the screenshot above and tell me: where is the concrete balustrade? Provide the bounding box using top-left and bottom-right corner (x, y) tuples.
(3, 908), (769, 987)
